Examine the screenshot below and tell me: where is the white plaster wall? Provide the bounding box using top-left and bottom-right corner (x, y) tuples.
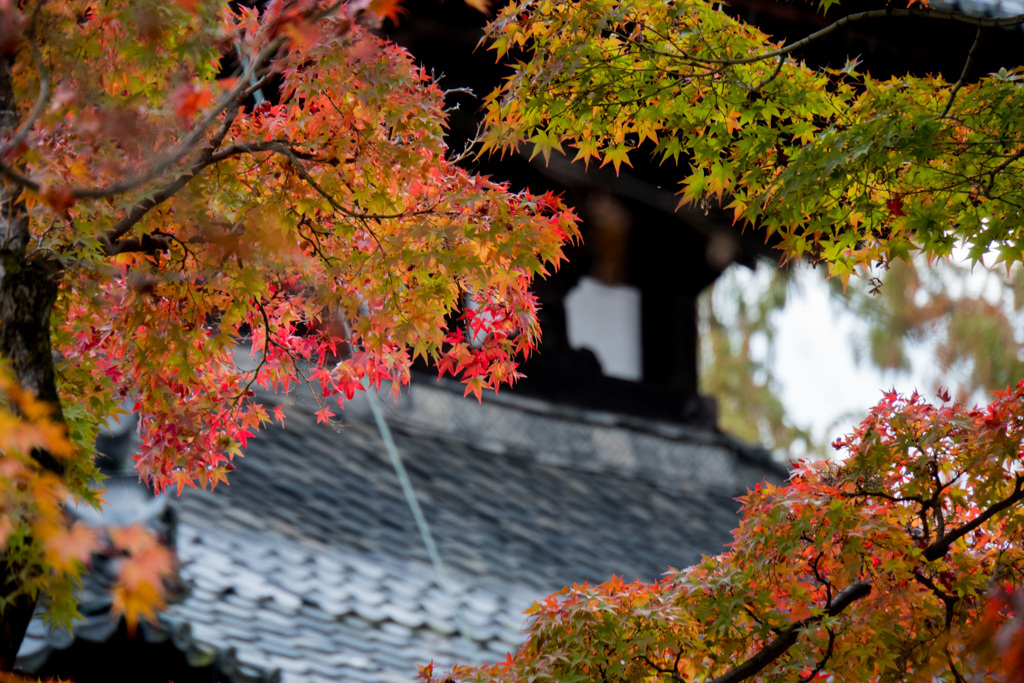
(564, 276), (642, 381)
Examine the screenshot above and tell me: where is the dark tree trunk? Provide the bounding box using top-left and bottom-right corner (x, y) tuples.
(0, 52), (66, 671)
(0, 256), (64, 670)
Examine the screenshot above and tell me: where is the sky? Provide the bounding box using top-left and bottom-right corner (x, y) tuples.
(770, 255), (1018, 453)
(772, 267), (920, 449)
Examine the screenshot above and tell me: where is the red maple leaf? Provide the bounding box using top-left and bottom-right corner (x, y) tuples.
(886, 195), (906, 217)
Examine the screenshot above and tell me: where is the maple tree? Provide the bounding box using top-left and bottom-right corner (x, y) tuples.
(0, 0), (577, 668)
(428, 387), (1024, 682)
(418, 0), (1024, 680)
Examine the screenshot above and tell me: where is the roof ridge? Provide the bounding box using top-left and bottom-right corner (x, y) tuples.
(261, 371), (787, 497)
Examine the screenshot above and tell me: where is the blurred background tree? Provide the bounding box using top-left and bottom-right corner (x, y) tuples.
(700, 257), (1024, 459)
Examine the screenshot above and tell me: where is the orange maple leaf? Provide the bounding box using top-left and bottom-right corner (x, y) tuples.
(170, 83), (213, 125)
(39, 184), (75, 216)
(118, 544), (174, 592)
(110, 523), (158, 555)
(112, 580), (163, 636)
(368, 0), (406, 24)
(39, 521), (97, 573)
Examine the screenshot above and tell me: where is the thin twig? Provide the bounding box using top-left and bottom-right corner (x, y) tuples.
(748, 55), (785, 93)
(939, 27), (982, 118)
(985, 146), (1024, 195)
(796, 627), (835, 683)
(102, 99), (244, 248)
(0, 36), (287, 198)
(643, 8), (1024, 67)
(708, 581), (872, 683)
(924, 475), (1024, 561)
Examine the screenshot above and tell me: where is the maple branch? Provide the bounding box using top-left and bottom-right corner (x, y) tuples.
(264, 141), (441, 221)
(642, 653), (686, 682)
(237, 301), (274, 402)
(103, 133), (439, 255)
(912, 570), (956, 629)
(923, 475), (1024, 562)
(747, 55), (785, 93)
(638, 8), (1024, 67)
(939, 27), (982, 118)
(945, 646), (967, 683)
(708, 581), (872, 683)
(0, 38), (285, 200)
(102, 233), (172, 256)
(808, 548), (833, 604)
(985, 145), (1024, 196)
(100, 100), (243, 250)
(796, 626), (835, 683)
(74, 40), (285, 200)
(0, 156), (38, 193)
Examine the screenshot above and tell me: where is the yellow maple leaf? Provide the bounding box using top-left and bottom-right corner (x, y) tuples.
(112, 581), (164, 636)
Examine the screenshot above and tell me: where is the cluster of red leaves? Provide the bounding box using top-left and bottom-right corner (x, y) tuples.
(427, 386), (1024, 682)
(4, 0), (576, 494)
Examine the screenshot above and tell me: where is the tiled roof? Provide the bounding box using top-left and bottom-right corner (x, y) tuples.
(19, 375), (786, 682)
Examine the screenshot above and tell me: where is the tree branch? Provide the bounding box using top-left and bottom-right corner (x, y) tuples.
(912, 571), (956, 629)
(708, 581), (872, 683)
(985, 146), (1024, 196)
(939, 27), (982, 118)
(796, 626), (835, 683)
(73, 39), (285, 200)
(0, 38), (49, 158)
(0, 37), (286, 201)
(653, 8), (1024, 67)
(923, 475), (1024, 562)
(101, 233), (172, 256)
(101, 98), (245, 250)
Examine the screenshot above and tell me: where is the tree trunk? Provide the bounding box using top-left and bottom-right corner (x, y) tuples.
(0, 52), (66, 671)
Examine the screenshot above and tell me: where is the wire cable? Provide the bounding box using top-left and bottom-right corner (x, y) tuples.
(364, 387), (474, 645)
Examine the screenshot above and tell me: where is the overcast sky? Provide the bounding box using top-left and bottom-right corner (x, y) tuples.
(773, 267), (920, 450)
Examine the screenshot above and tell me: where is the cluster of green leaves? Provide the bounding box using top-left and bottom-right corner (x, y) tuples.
(481, 0), (1024, 285)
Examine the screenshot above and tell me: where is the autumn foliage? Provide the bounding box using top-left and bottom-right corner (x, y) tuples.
(4, 0), (573, 493)
(426, 387), (1024, 682)
(481, 0), (1024, 284)
(0, 0), (575, 664)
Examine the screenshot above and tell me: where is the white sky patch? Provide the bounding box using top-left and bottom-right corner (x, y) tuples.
(773, 267), (923, 448)
(771, 257), (1015, 449)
